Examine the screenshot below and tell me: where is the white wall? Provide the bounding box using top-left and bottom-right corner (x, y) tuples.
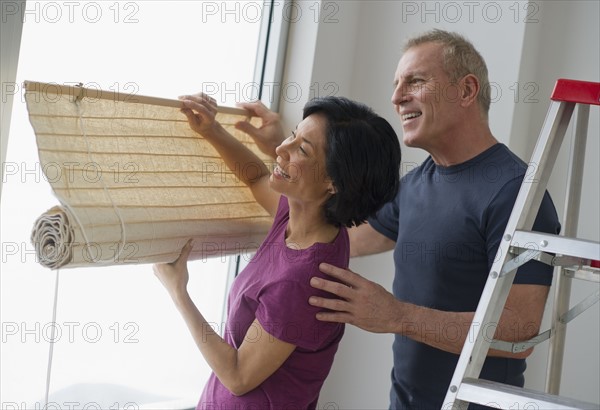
(0, 0), (26, 199)
(278, 1), (599, 408)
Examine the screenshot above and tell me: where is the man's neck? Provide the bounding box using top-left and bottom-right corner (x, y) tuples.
(429, 124), (498, 167)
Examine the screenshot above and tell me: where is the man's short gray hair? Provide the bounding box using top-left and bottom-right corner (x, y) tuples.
(404, 29), (491, 117)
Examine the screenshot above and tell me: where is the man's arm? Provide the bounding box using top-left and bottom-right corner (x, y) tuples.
(348, 223), (395, 257)
(309, 264), (549, 359)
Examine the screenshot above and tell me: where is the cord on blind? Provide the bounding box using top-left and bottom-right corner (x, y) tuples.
(25, 81), (272, 269)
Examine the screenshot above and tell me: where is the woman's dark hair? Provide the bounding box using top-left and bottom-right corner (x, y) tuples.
(303, 96), (401, 228)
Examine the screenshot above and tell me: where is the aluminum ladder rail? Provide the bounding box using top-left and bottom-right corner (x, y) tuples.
(443, 79), (600, 410)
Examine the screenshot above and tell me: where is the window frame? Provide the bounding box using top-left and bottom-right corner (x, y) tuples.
(1, 1), (290, 406)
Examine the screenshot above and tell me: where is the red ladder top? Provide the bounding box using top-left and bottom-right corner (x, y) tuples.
(551, 79), (600, 105)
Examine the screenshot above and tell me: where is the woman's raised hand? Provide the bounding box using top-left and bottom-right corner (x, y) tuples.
(235, 100), (285, 159)
(179, 93), (220, 136)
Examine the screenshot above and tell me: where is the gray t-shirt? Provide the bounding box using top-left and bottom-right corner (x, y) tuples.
(369, 143), (560, 409)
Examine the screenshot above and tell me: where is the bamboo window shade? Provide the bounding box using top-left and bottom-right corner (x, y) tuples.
(24, 81), (273, 269)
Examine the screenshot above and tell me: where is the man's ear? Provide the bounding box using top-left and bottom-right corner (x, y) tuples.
(460, 74), (480, 108)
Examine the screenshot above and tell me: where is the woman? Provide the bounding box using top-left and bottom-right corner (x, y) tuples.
(154, 94), (401, 409)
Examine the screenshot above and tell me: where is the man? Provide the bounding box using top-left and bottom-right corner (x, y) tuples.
(236, 30), (560, 409)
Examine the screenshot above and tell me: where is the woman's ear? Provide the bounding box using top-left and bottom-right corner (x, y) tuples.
(327, 182), (337, 195)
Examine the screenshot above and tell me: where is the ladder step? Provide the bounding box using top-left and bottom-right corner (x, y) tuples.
(511, 231), (599, 261)
(456, 378), (597, 409)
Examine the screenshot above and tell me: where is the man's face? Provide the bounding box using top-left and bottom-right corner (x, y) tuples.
(391, 42), (463, 151)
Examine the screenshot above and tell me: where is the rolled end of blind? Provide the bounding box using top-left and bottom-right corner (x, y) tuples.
(31, 204), (271, 269)
(25, 81), (274, 269)
(31, 206), (74, 270)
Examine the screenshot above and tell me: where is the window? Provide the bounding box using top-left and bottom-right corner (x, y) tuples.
(1, 1), (287, 408)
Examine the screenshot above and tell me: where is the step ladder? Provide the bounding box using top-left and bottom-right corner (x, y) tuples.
(443, 78), (600, 410)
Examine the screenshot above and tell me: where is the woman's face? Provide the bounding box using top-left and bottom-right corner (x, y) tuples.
(270, 113), (334, 206)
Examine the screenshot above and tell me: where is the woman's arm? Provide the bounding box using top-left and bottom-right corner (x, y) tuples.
(180, 94), (279, 216)
(154, 240), (296, 396)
